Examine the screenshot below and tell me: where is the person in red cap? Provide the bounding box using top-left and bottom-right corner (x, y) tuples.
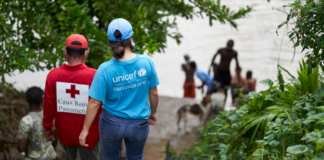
(43, 34), (102, 160)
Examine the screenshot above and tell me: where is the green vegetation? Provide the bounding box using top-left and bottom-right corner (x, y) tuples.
(0, 0), (252, 82)
(277, 0), (324, 70)
(175, 60), (324, 159)
(173, 0), (324, 159)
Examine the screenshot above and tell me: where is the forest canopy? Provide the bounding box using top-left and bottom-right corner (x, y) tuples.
(0, 0), (252, 82)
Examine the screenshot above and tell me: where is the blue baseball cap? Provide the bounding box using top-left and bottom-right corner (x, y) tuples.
(107, 18), (134, 42)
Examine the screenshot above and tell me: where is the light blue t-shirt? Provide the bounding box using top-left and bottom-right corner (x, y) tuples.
(88, 55), (159, 119)
(195, 67), (216, 91)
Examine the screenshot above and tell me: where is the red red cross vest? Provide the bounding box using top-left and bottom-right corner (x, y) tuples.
(43, 63), (102, 149)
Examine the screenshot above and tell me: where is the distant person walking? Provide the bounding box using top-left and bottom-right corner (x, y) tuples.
(17, 87), (57, 160)
(182, 55), (196, 98)
(79, 18), (160, 160)
(43, 34), (102, 160)
(246, 70), (257, 92)
(209, 40), (240, 102)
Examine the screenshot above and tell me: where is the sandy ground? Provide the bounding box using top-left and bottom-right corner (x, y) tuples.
(52, 138), (170, 160)
(51, 96), (202, 160)
(4, 96), (202, 160)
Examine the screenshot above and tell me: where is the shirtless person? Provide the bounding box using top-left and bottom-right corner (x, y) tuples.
(231, 67), (247, 105)
(182, 55), (196, 98)
(231, 67), (247, 89)
(209, 40), (240, 102)
(246, 70), (257, 92)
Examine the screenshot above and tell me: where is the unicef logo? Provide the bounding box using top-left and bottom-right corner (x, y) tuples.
(138, 68), (147, 77)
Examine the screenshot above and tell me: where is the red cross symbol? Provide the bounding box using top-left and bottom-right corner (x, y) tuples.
(66, 84), (80, 98)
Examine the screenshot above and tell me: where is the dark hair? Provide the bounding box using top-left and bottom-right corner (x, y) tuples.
(109, 30), (134, 60)
(212, 63), (219, 68)
(26, 86), (43, 105)
(247, 70), (252, 77)
(184, 55), (190, 61)
(236, 66), (242, 71)
(66, 47), (86, 58)
(228, 39), (234, 44)
(189, 61), (197, 69)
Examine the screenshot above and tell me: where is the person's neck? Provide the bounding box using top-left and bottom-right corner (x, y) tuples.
(29, 104), (42, 112)
(67, 57), (84, 66)
(117, 48), (136, 61)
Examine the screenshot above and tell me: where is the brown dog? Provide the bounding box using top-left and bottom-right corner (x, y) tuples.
(177, 96), (211, 131)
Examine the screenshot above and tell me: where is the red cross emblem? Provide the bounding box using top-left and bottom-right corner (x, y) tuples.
(66, 84), (80, 98)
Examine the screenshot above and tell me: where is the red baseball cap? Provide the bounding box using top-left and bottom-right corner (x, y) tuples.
(65, 34), (88, 49)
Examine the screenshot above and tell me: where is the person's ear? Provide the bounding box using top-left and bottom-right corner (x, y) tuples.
(130, 38), (135, 47)
(63, 48), (67, 58)
(85, 50), (89, 59)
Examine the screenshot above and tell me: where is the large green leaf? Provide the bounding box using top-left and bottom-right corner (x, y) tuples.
(286, 145), (309, 155)
(315, 0), (324, 3)
(301, 132), (318, 143)
(253, 149), (269, 156)
(315, 106), (324, 112)
(277, 66), (285, 92)
(260, 79), (274, 86)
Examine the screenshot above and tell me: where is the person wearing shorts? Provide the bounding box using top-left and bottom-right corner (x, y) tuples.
(182, 55), (196, 98)
(214, 68), (232, 89)
(79, 18), (160, 160)
(209, 40), (240, 103)
(42, 34), (102, 160)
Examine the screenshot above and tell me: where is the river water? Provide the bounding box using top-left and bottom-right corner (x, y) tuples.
(5, 0), (302, 107)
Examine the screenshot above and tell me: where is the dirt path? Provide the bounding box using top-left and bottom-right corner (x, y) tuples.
(4, 96), (204, 160)
(54, 96), (203, 160)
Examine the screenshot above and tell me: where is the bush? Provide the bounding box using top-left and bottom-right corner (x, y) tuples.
(0, 0), (252, 82)
(174, 60), (324, 160)
(278, 0), (324, 71)
(174, 1), (324, 159)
